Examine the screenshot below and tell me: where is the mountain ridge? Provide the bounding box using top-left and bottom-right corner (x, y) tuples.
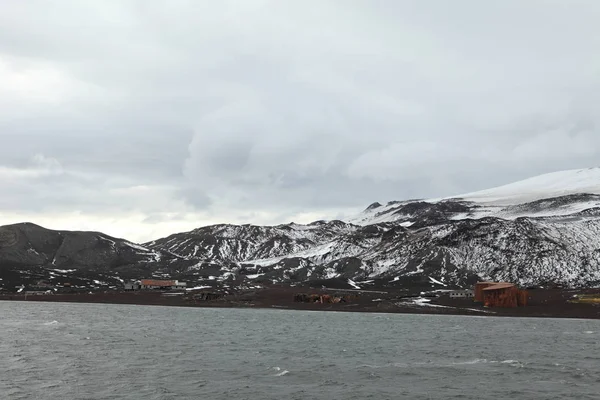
(2, 168), (600, 291)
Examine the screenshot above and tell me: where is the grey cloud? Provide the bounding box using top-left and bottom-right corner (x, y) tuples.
(1, 0), (600, 240)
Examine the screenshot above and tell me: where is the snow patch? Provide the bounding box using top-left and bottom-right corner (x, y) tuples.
(185, 286), (212, 291)
(428, 276), (447, 286)
(442, 168), (600, 206)
(347, 279), (361, 289)
(124, 241), (150, 252)
(399, 297), (453, 309)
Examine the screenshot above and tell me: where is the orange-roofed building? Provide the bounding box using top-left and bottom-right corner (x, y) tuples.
(476, 282), (528, 308)
(140, 279), (176, 290)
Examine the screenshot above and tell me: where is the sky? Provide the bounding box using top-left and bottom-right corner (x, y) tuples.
(1, 0), (600, 242)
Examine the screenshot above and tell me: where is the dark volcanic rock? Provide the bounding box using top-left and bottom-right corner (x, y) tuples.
(0, 223), (170, 272)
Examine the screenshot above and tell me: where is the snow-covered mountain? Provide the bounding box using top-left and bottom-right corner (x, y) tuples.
(142, 168), (600, 288)
(3, 168), (600, 290)
(448, 167), (600, 205)
(352, 167), (600, 225)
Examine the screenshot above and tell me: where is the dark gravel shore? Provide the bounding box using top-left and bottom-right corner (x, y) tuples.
(2, 286), (600, 319)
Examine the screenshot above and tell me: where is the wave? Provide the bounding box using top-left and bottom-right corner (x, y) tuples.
(43, 320), (59, 326)
(453, 359), (523, 368)
(272, 367), (290, 376)
(452, 359), (487, 365)
(358, 359), (523, 369)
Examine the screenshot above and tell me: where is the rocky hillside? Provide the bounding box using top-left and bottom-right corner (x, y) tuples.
(3, 168), (600, 290)
(144, 196), (600, 288)
(144, 168), (600, 288)
(0, 222), (165, 269)
(0, 222), (184, 291)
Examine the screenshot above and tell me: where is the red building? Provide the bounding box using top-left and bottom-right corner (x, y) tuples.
(474, 282), (496, 302)
(474, 281), (528, 308)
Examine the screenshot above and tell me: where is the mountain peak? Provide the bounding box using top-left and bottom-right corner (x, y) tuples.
(365, 202), (383, 211)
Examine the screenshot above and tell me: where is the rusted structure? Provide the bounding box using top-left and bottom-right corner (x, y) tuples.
(517, 289), (528, 307)
(339, 293), (360, 301)
(140, 279), (186, 290)
(140, 279), (175, 290)
(480, 283), (528, 308)
(483, 283), (518, 307)
(474, 282), (496, 302)
(293, 293), (359, 304)
(294, 293), (309, 302)
(189, 292), (223, 302)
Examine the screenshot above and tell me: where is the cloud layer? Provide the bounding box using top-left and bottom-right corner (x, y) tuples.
(2, 0), (600, 241)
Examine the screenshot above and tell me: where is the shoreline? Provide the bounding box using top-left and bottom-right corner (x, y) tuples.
(2, 287), (600, 320)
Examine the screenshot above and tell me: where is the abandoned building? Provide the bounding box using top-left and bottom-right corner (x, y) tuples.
(24, 290), (52, 296)
(474, 282), (497, 302)
(474, 281), (528, 308)
(141, 279), (186, 290)
(449, 289), (474, 298)
(123, 281), (141, 291)
(189, 292), (223, 301)
(293, 293), (359, 304)
(141, 279), (172, 290)
(125, 279), (187, 290)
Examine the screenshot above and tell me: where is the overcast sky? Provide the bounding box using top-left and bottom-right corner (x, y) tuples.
(1, 0), (600, 242)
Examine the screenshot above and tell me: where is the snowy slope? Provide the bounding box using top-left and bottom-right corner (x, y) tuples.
(145, 221), (357, 262)
(444, 167), (600, 205)
(351, 168), (600, 226)
(142, 168), (600, 288)
(357, 217), (600, 287)
(6, 168), (600, 289)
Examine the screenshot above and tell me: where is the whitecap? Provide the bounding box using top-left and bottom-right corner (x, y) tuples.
(43, 321), (59, 326)
(272, 367), (289, 376)
(452, 359), (487, 365)
(358, 364), (385, 369)
(500, 360), (523, 368)
(451, 359), (522, 368)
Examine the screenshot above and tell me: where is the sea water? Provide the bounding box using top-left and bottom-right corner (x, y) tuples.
(1, 301), (599, 399)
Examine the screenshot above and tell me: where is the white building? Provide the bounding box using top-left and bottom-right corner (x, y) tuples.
(172, 281), (187, 290)
(449, 290), (474, 298)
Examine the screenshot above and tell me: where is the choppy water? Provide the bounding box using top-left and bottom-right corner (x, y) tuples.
(1, 302), (599, 399)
